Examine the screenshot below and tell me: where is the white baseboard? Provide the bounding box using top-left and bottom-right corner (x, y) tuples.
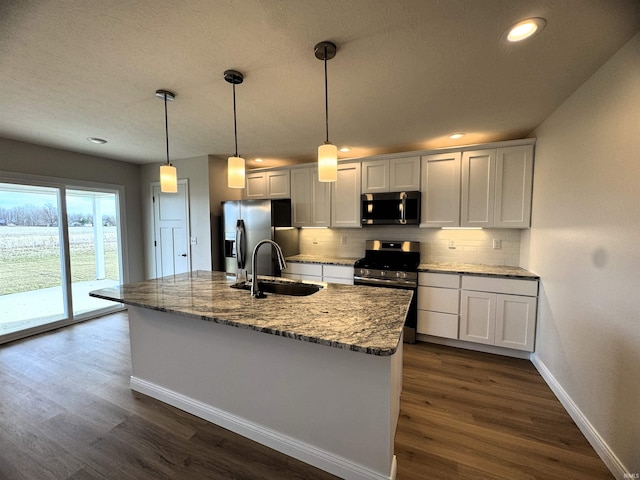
(130, 376), (396, 480)
(530, 354), (628, 479)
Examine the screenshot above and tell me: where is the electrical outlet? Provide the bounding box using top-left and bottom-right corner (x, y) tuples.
(190, 236), (197, 245)
(448, 240), (456, 249)
(341, 235), (348, 245)
(493, 239), (502, 250)
(312, 236), (318, 245)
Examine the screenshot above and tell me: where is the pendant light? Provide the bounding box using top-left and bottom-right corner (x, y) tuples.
(314, 41), (338, 182)
(156, 89), (178, 193)
(225, 70), (245, 189)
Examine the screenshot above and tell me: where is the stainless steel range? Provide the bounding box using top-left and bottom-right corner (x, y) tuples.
(354, 240), (420, 343)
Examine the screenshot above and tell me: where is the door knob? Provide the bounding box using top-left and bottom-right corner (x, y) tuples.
(181, 254), (187, 257)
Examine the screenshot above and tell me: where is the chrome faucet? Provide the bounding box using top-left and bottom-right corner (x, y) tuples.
(250, 239), (287, 297)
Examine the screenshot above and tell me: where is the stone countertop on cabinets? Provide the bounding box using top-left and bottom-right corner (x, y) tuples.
(90, 270), (410, 356)
(285, 254), (360, 266)
(418, 262), (539, 279)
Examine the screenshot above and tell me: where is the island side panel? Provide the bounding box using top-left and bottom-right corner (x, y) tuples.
(127, 306), (401, 480)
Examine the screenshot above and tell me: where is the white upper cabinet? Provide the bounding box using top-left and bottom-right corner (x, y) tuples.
(291, 167), (311, 226)
(245, 170), (290, 199)
(245, 172), (267, 199)
(331, 162), (361, 228)
(421, 143), (534, 229)
(291, 167), (330, 227)
(461, 149), (496, 227)
(311, 168), (331, 227)
(362, 156), (420, 193)
(494, 145), (534, 228)
(361, 158), (388, 193)
(420, 152), (461, 227)
(389, 156), (421, 191)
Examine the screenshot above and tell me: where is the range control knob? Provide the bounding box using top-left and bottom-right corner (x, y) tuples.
(397, 271), (407, 279)
(380, 270), (386, 276)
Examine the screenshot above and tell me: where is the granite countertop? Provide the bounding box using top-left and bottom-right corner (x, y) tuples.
(285, 254), (359, 266)
(90, 270), (410, 356)
(418, 262), (539, 279)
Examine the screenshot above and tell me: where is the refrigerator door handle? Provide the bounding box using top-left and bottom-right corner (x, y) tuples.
(236, 220), (246, 269)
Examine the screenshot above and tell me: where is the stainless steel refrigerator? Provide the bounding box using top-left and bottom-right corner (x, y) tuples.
(222, 199), (299, 277)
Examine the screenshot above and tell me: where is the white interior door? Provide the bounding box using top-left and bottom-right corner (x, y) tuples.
(152, 180), (190, 278)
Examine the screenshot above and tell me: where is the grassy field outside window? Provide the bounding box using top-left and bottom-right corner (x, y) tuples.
(0, 226), (119, 295)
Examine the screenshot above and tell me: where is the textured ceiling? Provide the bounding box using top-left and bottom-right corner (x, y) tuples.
(1, 0), (639, 169)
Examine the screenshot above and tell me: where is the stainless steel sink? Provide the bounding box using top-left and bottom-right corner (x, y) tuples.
(230, 279), (323, 297)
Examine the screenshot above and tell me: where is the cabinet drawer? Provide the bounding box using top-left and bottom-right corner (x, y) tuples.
(418, 272), (460, 288)
(323, 265), (354, 280)
(462, 275), (538, 297)
(323, 276), (353, 285)
(283, 263), (323, 276)
(417, 311), (458, 339)
(417, 286), (459, 314)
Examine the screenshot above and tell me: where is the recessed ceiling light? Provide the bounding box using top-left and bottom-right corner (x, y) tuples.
(504, 17), (546, 42)
(87, 137), (107, 144)
(339, 147), (351, 153)
(254, 158), (264, 163)
(449, 133), (465, 140)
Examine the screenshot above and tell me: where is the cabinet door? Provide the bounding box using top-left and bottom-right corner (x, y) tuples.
(459, 290), (495, 345)
(361, 159), (388, 193)
(311, 168), (331, 227)
(266, 170), (290, 198)
(245, 172), (267, 199)
(331, 162), (361, 228)
(461, 149), (495, 227)
(495, 294), (537, 351)
(390, 156), (420, 191)
(291, 168), (311, 227)
(494, 145), (533, 228)
(420, 152), (461, 227)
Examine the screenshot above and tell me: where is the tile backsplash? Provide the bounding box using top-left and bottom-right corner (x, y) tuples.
(298, 227), (522, 266)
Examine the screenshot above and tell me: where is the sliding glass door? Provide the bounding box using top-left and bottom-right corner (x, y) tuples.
(66, 189), (122, 317)
(0, 180), (124, 342)
(0, 183), (66, 335)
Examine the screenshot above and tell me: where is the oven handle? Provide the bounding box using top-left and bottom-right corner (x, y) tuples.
(354, 276), (417, 288)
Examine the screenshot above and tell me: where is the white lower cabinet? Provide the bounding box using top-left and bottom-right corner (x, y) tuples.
(417, 271), (539, 353)
(417, 273), (460, 339)
(281, 263), (322, 282)
(282, 263), (354, 285)
(459, 275), (538, 352)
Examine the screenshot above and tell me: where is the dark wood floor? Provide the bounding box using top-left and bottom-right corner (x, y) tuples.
(0, 313), (612, 480)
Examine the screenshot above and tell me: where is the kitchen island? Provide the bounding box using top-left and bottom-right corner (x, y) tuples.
(90, 271), (411, 480)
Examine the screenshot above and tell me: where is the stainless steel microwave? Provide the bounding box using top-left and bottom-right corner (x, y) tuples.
(361, 191), (421, 225)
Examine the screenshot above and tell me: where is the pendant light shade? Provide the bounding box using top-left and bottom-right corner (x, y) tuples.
(315, 41), (338, 183)
(156, 89), (178, 193)
(227, 155), (245, 189)
(224, 70), (246, 189)
(160, 164), (178, 192)
(318, 143), (337, 182)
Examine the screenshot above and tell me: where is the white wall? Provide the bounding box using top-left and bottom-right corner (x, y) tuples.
(140, 156), (211, 278)
(522, 33), (640, 475)
(0, 137), (145, 283)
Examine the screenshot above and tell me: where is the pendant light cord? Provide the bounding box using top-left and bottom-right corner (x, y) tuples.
(232, 83), (239, 157)
(163, 93), (170, 165)
(323, 45), (330, 143)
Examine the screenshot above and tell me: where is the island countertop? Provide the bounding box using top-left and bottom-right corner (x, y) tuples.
(90, 270), (411, 356)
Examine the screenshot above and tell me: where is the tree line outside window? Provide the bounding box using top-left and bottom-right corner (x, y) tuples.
(0, 204), (116, 227)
